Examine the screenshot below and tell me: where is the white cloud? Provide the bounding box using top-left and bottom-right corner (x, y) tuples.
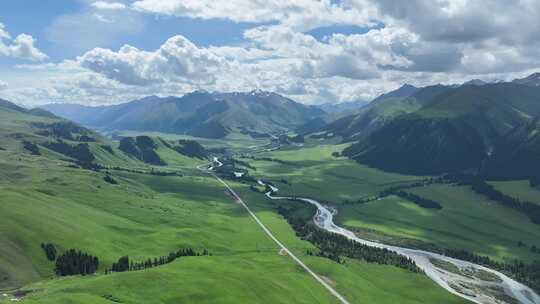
(132, 0), (378, 31)
(4, 1), (540, 106)
(0, 23), (48, 61)
(78, 35), (227, 85)
(0, 80), (7, 90)
(91, 1), (126, 10)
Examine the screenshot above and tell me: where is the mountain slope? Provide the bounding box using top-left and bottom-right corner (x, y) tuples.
(343, 116), (486, 175)
(343, 80), (540, 175)
(0, 99), (205, 169)
(320, 84), (454, 140)
(485, 118), (540, 180)
(512, 72), (540, 87)
(43, 91), (324, 139)
(317, 99), (369, 113)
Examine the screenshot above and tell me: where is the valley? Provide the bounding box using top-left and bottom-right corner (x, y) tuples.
(2, 74), (540, 304)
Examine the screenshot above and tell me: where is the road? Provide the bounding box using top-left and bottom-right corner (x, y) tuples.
(261, 181), (540, 304)
(198, 160), (351, 304)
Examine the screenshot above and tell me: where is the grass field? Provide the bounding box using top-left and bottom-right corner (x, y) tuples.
(239, 144), (540, 264)
(337, 184), (540, 262)
(240, 144), (422, 203)
(116, 130), (269, 152)
(489, 180), (540, 205)
(0, 146), (468, 303)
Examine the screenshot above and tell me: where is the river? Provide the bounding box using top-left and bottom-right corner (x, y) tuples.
(261, 181), (540, 304)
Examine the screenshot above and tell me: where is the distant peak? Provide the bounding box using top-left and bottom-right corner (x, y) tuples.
(249, 89), (273, 97)
(512, 72), (540, 86)
(400, 83), (417, 89)
(190, 89), (210, 95)
(462, 79), (487, 86)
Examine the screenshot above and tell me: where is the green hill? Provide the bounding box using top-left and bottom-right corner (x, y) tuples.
(0, 99), (206, 172)
(342, 80), (540, 175)
(0, 99), (468, 304)
(320, 84), (455, 141)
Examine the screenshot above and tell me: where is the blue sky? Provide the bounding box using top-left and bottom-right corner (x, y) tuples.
(0, 0), (370, 64)
(0, 0), (261, 63)
(0, 1), (539, 106)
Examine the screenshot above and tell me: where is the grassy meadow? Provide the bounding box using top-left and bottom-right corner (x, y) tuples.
(239, 143), (540, 264)
(0, 144), (468, 303)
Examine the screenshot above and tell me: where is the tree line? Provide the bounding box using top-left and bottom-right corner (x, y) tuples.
(276, 204), (422, 273)
(41, 243), (57, 261)
(393, 191), (442, 209)
(447, 174), (540, 225)
(41, 243), (210, 277)
(107, 248), (210, 274)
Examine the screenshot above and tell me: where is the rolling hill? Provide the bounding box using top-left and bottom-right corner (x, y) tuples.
(42, 90), (325, 139)
(0, 99), (208, 170)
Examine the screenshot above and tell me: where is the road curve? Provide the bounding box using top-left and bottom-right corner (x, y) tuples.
(198, 160), (351, 304)
(262, 182), (540, 304)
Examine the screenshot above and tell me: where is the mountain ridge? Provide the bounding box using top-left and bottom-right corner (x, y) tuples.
(42, 91), (325, 139)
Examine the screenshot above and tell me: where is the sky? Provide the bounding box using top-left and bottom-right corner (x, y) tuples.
(0, 0), (540, 106)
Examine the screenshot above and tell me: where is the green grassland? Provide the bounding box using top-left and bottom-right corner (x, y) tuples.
(239, 144), (540, 264)
(239, 144), (422, 203)
(489, 180), (540, 205)
(0, 151), (468, 304)
(0, 134), (467, 304)
(115, 130), (269, 152)
(337, 184), (540, 262)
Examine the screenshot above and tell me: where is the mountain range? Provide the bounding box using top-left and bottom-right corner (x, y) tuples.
(341, 73), (540, 178)
(34, 72), (540, 181)
(43, 90), (324, 139)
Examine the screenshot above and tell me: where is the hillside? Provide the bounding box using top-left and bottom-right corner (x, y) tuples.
(484, 118), (540, 181)
(0, 99), (470, 304)
(43, 91), (324, 139)
(342, 79), (540, 175)
(0, 99), (207, 171)
(319, 84), (459, 140)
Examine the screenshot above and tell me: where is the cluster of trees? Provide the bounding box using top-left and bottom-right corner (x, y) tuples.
(33, 121), (90, 141)
(40, 243), (57, 261)
(43, 140), (95, 163)
(103, 172), (118, 184)
(99, 165), (180, 176)
(119, 136), (166, 166)
(298, 223), (422, 273)
(468, 178), (540, 224)
(342, 183), (442, 210)
(100, 145), (115, 155)
(306, 249), (344, 264)
(77, 135), (96, 142)
(173, 140), (208, 159)
(393, 191), (442, 209)
(238, 128), (270, 139)
(108, 248), (209, 273)
(277, 204), (421, 273)
(343, 178), (441, 206)
(517, 241), (540, 254)
(250, 157), (290, 165)
(55, 249), (99, 276)
(22, 140), (40, 155)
